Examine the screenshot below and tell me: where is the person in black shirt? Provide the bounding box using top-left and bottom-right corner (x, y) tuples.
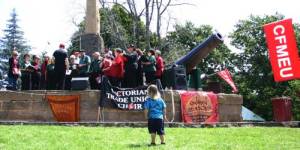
(46, 58), (56, 90)
(20, 53), (32, 90)
(31, 55), (41, 90)
(53, 44), (68, 90)
(122, 44), (138, 88)
(136, 49), (145, 86)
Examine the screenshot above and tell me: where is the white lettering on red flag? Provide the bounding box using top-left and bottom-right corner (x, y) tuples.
(263, 19), (300, 82)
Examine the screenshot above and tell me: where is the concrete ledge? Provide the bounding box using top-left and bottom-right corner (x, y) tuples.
(0, 90), (243, 122)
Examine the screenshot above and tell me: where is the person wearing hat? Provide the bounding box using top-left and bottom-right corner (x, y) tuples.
(141, 49), (156, 84)
(155, 50), (164, 81)
(53, 43), (68, 90)
(20, 53), (32, 90)
(122, 44), (138, 88)
(89, 52), (102, 89)
(78, 49), (91, 77)
(31, 55), (41, 90)
(108, 48), (125, 87)
(8, 50), (20, 90)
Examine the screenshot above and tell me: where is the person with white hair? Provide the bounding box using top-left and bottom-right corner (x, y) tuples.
(89, 51), (102, 89)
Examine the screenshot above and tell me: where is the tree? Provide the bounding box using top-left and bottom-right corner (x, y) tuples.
(229, 13), (300, 120)
(126, 0), (145, 46)
(155, 0), (171, 49)
(1, 9), (30, 58)
(144, 0), (155, 50)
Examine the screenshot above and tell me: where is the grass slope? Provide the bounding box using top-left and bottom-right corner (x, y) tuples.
(0, 126), (299, 150)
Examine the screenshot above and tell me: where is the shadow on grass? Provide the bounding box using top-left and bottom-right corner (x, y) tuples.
(128, 143), (165, 149)
(128, 144), (144, 148)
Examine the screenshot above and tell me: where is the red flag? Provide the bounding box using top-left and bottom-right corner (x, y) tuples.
(217, 69), (238, 93)
(263, 19), (300, 82)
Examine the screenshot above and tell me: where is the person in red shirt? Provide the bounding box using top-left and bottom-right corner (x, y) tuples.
(107, 48), (124, 87)
(101, 53), (113, 77)
(155, 50), (164, 81)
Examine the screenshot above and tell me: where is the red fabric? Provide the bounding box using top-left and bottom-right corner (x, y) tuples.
(41, 60), (48, 75)
(32, 62), (40, 71)
(102, 58), (112, 76)
(109, 55), (124, 78)
(263, 19), (300, 82)
(155, 56), (164, 77)
(217, 69), (238, 93)
(179, 91), (218, 123)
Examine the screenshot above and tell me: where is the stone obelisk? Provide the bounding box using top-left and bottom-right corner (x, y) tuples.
(80, 0), (103, 55)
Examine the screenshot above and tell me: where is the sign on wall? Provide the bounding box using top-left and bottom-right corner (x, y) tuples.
(180, 91), (218, 123)
(99, 77), (148, 110)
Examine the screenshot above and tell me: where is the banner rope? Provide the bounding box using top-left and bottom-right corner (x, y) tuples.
(170, 89), (175, 123)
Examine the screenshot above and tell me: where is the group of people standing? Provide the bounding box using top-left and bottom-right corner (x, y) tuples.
(7, 44), (164, 90)
(101, 44), (164, 88)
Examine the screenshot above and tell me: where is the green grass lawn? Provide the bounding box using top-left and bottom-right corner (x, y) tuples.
(0, 126), (299, 150)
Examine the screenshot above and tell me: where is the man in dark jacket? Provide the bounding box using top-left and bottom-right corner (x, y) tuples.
(122, 44), (138, 88)
(53, 44), (68, 90)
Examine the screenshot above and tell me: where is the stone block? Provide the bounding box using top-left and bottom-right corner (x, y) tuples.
(219, 104), (242, 115)
(30, 101), (51, 111)
(218, 94), (243, 104)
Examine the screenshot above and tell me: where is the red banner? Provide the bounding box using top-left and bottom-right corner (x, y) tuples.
(179, 91), (218, 123)
(217, 69), (238, 93)
(263, 19), (300, 82)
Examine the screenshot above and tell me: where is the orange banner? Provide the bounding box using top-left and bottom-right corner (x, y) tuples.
(46, 95), (80, 122)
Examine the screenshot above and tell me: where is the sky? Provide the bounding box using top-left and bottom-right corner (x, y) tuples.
(0, 0), (299, 55)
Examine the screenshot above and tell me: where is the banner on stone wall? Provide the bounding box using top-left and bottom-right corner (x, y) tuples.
(179, 91), (218, 123)
(99, 77), (148, 110)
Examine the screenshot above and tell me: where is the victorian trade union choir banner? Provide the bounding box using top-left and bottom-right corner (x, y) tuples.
(263, 19), (300, 82)
(99, 77), (148, 110)
(179, 91), (218, 123)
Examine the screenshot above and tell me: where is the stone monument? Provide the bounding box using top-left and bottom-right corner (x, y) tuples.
(80, 0), (103, 55)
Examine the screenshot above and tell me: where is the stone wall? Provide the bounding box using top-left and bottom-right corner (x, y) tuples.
(0, 90), (242, 122)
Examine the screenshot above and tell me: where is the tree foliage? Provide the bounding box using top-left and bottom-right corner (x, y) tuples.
(1, 9), (30, 58)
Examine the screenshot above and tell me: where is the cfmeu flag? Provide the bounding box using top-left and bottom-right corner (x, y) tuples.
(217, 69), (238, 93)
(263, 19), (300, 82)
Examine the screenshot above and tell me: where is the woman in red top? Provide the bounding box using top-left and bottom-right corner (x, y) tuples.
(155, 50), (164, 80)
(107, 48), (124, 87)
